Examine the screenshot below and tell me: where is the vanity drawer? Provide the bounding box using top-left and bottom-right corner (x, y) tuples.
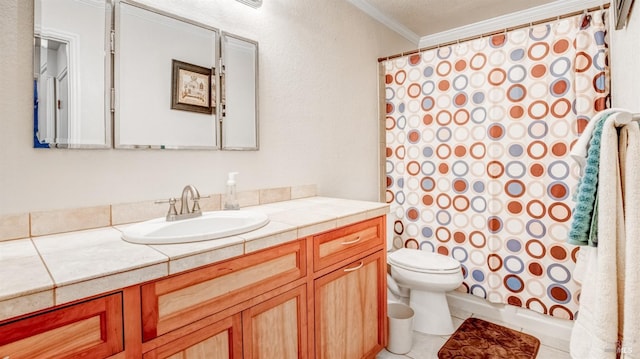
(141, 239), (306, 341)
(313, 216), (385, 271)
(0, 293), (123, 359)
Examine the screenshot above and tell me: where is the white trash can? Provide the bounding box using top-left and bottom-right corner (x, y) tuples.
(387, 302), (414, 354)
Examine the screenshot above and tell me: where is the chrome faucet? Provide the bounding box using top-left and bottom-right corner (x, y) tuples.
(180, 184), (201, 217)
(157, 185), (204, 221)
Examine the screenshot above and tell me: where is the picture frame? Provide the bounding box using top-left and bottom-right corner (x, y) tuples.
(171, 59), (214, 114)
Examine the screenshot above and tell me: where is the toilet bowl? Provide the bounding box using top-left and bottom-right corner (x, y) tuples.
(388, 248), (463, 335)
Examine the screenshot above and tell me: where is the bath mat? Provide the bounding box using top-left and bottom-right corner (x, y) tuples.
(437, 317), (540, 359)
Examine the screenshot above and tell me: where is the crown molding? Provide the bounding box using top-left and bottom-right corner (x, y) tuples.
(346, 0), (421, 44)
(348, 0), (609, 47)
(418, 0), (609, 48)
(236, 0), (262, 9)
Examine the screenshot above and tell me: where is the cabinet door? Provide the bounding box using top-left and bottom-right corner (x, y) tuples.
(143, 314), (242, 359)
(243, 285), (307, 359)
(314, 251), (386, 359)
(0, 293), (123, 359)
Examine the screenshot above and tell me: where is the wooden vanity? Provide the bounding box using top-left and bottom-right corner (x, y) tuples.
(0, 212), (388, 359)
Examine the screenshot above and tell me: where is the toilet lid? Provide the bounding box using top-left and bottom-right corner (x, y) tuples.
(388, 248), (461, 273)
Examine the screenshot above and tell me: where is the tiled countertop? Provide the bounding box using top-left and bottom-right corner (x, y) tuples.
(0, 197), (388, 321)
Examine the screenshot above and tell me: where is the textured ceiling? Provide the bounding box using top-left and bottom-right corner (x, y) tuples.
(360, 0), (557, 36)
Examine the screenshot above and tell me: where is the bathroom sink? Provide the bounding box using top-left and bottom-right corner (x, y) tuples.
(121, 210), (270, 244)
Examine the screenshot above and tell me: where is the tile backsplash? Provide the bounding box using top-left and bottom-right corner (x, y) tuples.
(0, 184), (316, 241)
(0, 213), (29, 241)
(30, 206), (111, 237)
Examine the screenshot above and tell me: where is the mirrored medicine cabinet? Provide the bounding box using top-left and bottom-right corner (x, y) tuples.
(33, 0), (112, 148)
(33, 0), (259, 150)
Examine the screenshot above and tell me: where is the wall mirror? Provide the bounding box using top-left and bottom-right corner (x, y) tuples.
(33, 0), (260, 150)
(33, 0), (112, 148)
(221, 33), (259, 150)
(114, 0), (219, 149)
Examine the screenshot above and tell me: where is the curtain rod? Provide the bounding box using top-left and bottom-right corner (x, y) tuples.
(378, 3), (610, 63)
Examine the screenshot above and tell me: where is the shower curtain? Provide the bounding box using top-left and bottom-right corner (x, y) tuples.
(383, 10), (609, 319)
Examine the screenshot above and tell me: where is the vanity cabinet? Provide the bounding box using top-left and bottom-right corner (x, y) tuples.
(0, 293), (123, 358)
(312, 217), (387, 359)
(0, 214), (387, 359)
(141, 217), (385, 359)
(140, 239), (307, 358)
(143, 284), (307, 359)
(141, 240), (306, 341)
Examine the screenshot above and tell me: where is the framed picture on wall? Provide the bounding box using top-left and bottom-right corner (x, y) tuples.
(171, 59), (214, 114)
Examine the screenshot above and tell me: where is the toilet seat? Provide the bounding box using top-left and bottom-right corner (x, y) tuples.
(388, 248), (461, 274)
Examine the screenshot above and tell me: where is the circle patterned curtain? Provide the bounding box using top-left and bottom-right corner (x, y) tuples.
(383, 10), (609, 319)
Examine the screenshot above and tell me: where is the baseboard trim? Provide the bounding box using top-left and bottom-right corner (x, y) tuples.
(446, 291), (573, 351)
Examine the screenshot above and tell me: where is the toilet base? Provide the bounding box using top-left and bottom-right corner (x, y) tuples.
(410, 289), (455, 335)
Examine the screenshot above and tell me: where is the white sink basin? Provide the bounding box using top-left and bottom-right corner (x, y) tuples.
(121, 210), (270, 244)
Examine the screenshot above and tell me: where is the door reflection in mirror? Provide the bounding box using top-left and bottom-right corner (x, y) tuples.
(34, 37), (70, 147)
(33, 0), (111, 149)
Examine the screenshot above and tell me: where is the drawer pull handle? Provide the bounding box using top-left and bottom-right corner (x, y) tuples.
(344, 261), (364, 272)
(341, 236), (361, 245)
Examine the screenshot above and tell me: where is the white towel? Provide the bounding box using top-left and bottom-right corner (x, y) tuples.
(621, 123), (640, 358)
(570, 116), (627, 359)
(570, 108), (631, 175)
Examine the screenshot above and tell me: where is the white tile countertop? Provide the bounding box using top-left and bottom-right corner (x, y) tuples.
(0, 197), (388, 321)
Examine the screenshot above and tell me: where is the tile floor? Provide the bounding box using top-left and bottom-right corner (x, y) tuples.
(376, 313), (571, 359)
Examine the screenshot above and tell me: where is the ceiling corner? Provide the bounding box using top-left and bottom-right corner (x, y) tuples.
(346, 0), (421, 45)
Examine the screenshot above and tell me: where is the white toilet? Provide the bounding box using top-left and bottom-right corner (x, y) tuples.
(387, 248), (463, 335)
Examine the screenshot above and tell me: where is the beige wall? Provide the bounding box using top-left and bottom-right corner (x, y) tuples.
(0, 0), (413, 215)
(610, 5), (640, 111)
(5, 1), (635, 217)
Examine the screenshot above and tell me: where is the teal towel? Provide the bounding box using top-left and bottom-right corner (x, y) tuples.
(567, 113), (610, 246)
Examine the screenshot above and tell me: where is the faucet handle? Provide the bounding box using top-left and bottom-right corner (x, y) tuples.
(155, 197), (176, 205)
(192, 197), (201, 213)
(191, 195), (210, 213)
(155, 197), (178, 220)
